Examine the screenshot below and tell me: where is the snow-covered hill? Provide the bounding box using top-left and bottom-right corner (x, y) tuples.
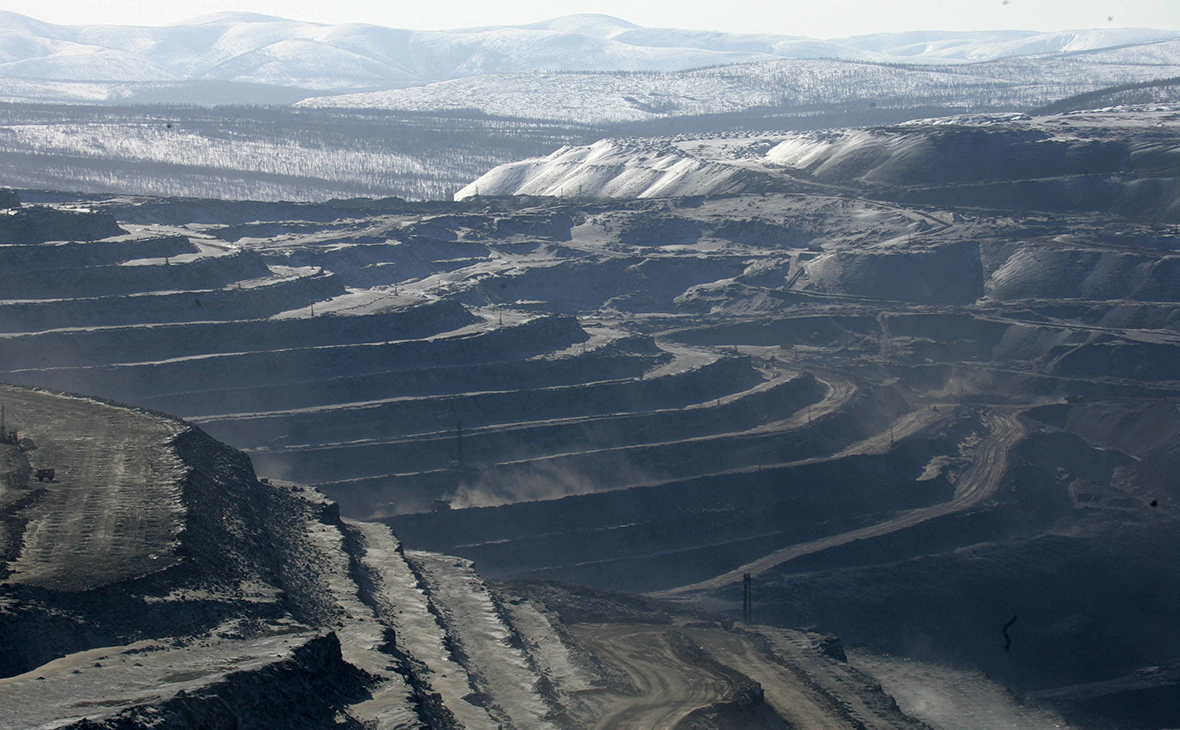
(838, 28), (1180, 62)
(0, 105), (589, 201)
(299, 55), (1180, 123)
(0, 11), (798, 93)
(0, 10), (1178, 104)
(456, 107), (1180, 222)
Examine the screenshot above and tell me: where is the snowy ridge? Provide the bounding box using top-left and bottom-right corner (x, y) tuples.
(459, 138), (765, 199)
(457, 107), (1180, 200)
(839, 28), (1180, 62)
(0, 10), (1178, 104)
(0, 11), (792, 93)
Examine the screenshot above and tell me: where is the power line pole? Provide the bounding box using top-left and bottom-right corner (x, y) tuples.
(742, 573), (753, 623)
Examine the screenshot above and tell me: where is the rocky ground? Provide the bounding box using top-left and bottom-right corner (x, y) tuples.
(0, 384), (935, 730)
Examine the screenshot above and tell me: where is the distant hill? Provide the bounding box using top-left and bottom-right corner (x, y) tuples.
(0, 11), (1178, 105)
(1031, 76), (1180, 114)
(298, 52), (1180, 123)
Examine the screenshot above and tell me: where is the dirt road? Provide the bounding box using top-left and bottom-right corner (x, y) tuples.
(0, 384), (187, 591)
(480, 374), (855, 471)
(568, 622), (917, 730)
(679, 627), (861, 730)
(662, 409), (1026, 594)
(568, 624), (741, 730)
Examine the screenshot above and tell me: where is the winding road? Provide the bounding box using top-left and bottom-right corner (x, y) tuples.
(568, 622), (916, 730)
(660, 409), (1027, 595)
(570, 625), (738, 730)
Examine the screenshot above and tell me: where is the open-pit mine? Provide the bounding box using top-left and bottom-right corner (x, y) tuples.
(2, 107), (1179, 730)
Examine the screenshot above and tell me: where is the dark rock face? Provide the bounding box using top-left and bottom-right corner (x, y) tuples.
(0, 385), (355, 678)
(3, 459), (231, 675)
(674, 685), (791, 730)
(799, 241), (984, 304)
(0, 206), (124, 244)
(737, 430), (1175, 692)
(62, 634), (373, 730)
(1039, 664), (1180, 730)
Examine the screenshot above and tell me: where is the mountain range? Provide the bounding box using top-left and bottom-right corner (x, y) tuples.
(1, 11), (1179, 104)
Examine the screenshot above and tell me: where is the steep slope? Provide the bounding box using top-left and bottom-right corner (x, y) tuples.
(0, 381), (941, 730)
(0, 383), (352, 673)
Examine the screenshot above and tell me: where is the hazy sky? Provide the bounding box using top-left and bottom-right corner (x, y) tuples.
(13, 0), (1180, 37)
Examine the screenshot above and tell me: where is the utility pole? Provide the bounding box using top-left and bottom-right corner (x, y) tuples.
(742, 573), (753, 623)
